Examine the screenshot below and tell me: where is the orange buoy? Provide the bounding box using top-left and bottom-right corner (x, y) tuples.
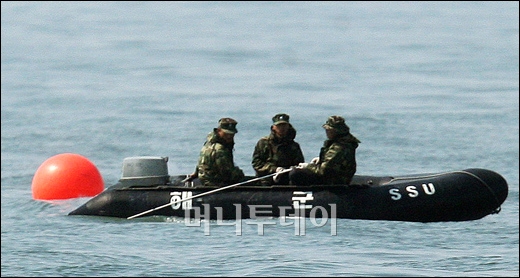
(32, 153), (104, 200)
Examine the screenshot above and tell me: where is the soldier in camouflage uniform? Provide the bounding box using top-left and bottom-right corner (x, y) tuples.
(289, 115), (360, 185)
(195, 118), (245, 187)
(252, 113), (305, 185)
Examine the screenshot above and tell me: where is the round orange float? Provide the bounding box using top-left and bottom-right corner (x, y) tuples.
(32, 153), (104, 200)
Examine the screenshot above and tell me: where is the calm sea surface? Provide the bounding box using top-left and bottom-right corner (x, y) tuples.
(1, 2), (518, 277)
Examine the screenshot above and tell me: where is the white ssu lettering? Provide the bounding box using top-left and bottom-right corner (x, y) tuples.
(389, 183), (435, 201)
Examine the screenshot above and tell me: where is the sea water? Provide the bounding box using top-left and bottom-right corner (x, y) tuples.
(1, 2), (518, 276)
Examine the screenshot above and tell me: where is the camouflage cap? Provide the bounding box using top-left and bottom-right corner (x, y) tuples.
(218, 117), (238, 134)
(272, 113), (290, 125)
(322, 115), (349, 133)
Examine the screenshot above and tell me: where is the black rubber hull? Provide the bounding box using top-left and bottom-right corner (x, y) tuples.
(68, 168), (508, 222)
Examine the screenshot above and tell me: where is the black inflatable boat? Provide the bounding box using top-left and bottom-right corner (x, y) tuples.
(68, 156), (508, 222)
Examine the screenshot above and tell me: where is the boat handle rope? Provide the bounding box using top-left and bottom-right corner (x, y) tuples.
(386, 170), (502, 214)
(127, 168), (292, 219)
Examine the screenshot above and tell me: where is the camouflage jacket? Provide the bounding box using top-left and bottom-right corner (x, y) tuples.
(197, 130), (245, 187)
(252, 125), (305, 178)
(307, 133), (360, 185)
